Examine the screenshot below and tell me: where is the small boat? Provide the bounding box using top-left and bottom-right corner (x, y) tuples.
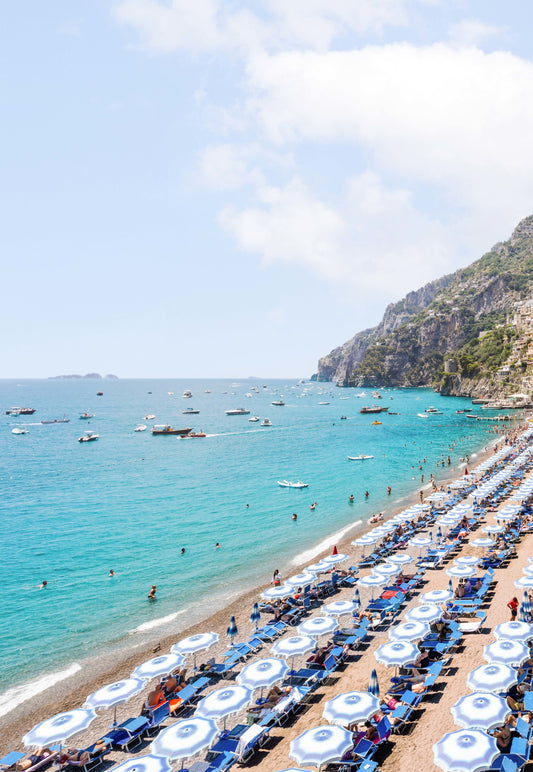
(348, 454), (374, 460)
(248, 416), (260, 422)
(417, 413), (428, 418)
(151, 425), (192, 436)
(134, 424), (147, 432)
(360, 406), (384, 414)
(182, 408), (200, 414)
(168, 391), (174, 395)
(144, 414), (156, 420)
(182, 390), (193, 398)
(180, 431), (206, 439)
(340, 415), (347, 420)
(261, 418), (272, 426)
(79, 431), (99, 442)
(318, 401), (330, 405)
(79, 412), (93, 420)
(41, 417), (70, 424)
(6, 407), (35, 415)
(96, 392), (103, 396)
(425, 407), (443, 414)
(271, 400), (285, 406)
(12, 427), (28, 435)
(371, 420), (382, 425)
(277, 480), (309, 489)
(225, 408), (250, 416)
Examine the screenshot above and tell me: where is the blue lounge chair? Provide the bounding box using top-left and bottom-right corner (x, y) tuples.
(145, 701), (170, 734)
(107, 715), (150, 750)
(62, 741), (111, 772)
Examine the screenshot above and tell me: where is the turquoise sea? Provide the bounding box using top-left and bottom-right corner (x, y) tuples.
(0, 378), (513, 715)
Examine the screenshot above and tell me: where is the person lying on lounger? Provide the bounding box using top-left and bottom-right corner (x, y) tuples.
(248, 685), (290, 714)
(61, 740), (108, 765)
(13, 749), (53, 770)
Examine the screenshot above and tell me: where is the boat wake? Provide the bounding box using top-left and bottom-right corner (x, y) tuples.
(129, 608), (190, 634)
(0, 663), (81, 718)
(290, 521), (362, 566)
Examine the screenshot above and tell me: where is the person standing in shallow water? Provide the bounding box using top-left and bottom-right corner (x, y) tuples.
(148, 585), (157, 600)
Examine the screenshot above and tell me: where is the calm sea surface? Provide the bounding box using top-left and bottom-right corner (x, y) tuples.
(0, 378), (511, 705)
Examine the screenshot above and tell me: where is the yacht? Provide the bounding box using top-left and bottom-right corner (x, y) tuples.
(182, 408), (200, 414)
(225, 408), (250, 416)
(248, 416), (260, 422)
(12, 427), (28, 435)
(271, 400), (285, 406)
(151, 425), (192, 436)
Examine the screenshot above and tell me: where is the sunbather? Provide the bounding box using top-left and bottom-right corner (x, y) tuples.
(60, 740), (108, 766)
(141, 686), (166, 714)
(12, 749), (53, 770)
(493, 715), (515, 752)
(248, 684), (289, 714)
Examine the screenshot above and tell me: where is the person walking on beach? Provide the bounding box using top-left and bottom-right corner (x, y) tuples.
(148, 585), (157, 600)
(508, 596), (518, 621)
(273, 569), (281, 586)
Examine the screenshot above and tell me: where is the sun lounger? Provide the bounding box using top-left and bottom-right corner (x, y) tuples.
(145, 700), (170, 734)
(62, 740), (111, 772)
(169, 677), (210, 714)
(189, 751), (236, 772)
(204, 653), (242, 677)
(107, 715), (150, 750)
(0, 751), (59, 772)
(209, 724), (267, 764)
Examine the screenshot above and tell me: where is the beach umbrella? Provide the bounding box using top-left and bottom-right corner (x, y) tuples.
(298, 616), (338, 638)
(271, 635), (316, 676)
(515, 576), (533, 590)
(470, 538), (495, 549)
(493, 620), (533, 642)
(250, 602), (261, 630)
(84, 678), (145, 726)
(483, 639), (529, 667)
(372, 563), (401, 578)
(172, 632), (219, 670)
(237, 658), (289, 693)
(419, 589), (454, 605)
(446, 565), (474, 579)
(352, 536), (376, 554)
(448, 579), (453, 593)
(386, 554), (413, 566)
(196, 686), (253, 729)
(454, 556), (479, 567)
(451, 692), (510, 731)
(483, 524), (505, 535)
(436, 526), (443, 542)
(466, 663), (517, 694)
(307, 561), (330, 573)
(374, 641), (419, 670)
(353, 587), (361, 608)
(521, 590), (532, 617)
(323, 691), (380, 727)
(132, 653), (184, 681)
(322, 553), (349, 566)
(522, 565), (533, 576)
(226, 615), (238, 643)
(358, 574), (387, 599)
(495, 512), (515, 522)
(23, 709), (97, 748)
(289, 725), (353, 771)
(110, 756), (172, 772)
(433, 728), (499, 772)
(389, 621), (430, 643)
(405, 604), (442, 624)
(286, 572), (317, 588)
(368, 668), (380, 698)
(409, 537), (433, 548)
(323, 600), (357, 618)
(261, 585), (295, 600)
(151, 717), (219, 763)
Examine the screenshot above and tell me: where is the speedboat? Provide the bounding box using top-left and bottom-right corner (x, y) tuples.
(182, 408), (200, 414)
(151, 425), (192, 436)
(225, 408), (250, 416)
(134, 424), (147, 432)
(261, 418), (272, 426)
(12, 427), (28, 435)
(248, 416), (260, 422)
(417, 413), (428, 418)
(360, 406), (384, 414)
(348, 455), (374, 460)
(144, 414), (156, 420)
(79, 412), (93, 420)
(277, 480), (309, 489)
(182, 390), (193, 398)
(318, 401), (330, 405)
(180, 431), (206, 438)
(425, 407), (443, 414)
(41, 417), (70, 424)
(6, 407), (35, 415)
(79, 431), (99, 442)
(271, 400), (285, 406)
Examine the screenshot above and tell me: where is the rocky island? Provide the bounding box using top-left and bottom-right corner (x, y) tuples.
(49, 373), (119, 380)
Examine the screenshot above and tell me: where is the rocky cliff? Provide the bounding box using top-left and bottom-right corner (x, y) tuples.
(316, 215), (533, 397)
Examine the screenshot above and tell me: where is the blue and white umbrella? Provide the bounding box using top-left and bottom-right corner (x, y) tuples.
(322, 553), (349, 566)
(372, 563), (401, 578)
(389, 621), (430, 642)
(261, 585), (294, 600)
(286, 572), (317, 588)
(405, 604), (442, 624)
(237, 658), (288, 691)
(451, 692), (510, 731)
(323, 691), (380, 727)
(483, 639), (529, 667)
(470, 538), (495, 549)
(272, 635), (316, 660)
(446, 565), (474, 579)
(352, 536), (377, 553)
(84, 678), (145, 725)
(410, 536), (433, 548)
(358, 574), (387, 598)
(495, 512), (515, 521)
(23, 709), (97, 748)
(110, 755), (172, 772)
(483, 524), (505, 535)
(386, 554), (413, 566)
(323, 600), (357, 618)
(454, 556), (480, 567)
(522, 565), (533, 577)
(521, 590), (532, 616)
(448, 579), (454, 593)
(298, 616), (338, 638)
(419, 589), (454, 605)
(151, 717), (219, 762)
(250, 602), (261, 630)
(289, 725), (353, 770)
(494, 620), (533, 642)
(196, 686), (253, 729)
(132, 653), (184, 681)
(226, 615), (238, 643)
(515, 577), (533, 590)
(374, 641), (419, 669)
(466, 663), (517, 694)
(172, 632), (219, 669)
(433, 728), (499, 772)
(353, 588), (361, 608)
(307, 561), (330, 573)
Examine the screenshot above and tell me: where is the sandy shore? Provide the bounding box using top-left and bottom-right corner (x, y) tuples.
(0, 423), (522, 759)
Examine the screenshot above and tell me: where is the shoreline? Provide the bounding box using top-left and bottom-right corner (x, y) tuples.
(0, 421), (511, 751)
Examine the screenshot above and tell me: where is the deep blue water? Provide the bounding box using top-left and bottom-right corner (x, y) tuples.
(0, 378), (508, 702)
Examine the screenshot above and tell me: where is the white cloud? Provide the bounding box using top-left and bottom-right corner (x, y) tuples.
(448, 18), (501, 48)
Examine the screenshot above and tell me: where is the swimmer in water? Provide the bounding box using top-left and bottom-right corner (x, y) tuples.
(215, 542), (220, 548)
(109, 569), (115, 577)
(148, 585), (157, 600)
(180, 548), (186, 555)
(387, 486), (391, 495)
(39, 580), (47, 589)
(365, 491), (369, 498)
(292, 513), (297, 520)
(349, 494), (354, 503)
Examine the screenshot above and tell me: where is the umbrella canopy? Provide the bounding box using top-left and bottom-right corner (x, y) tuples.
(466, 663), (517, 694)
(289, 725), (353, 770)
(386, 554), (413, 566)
(323, 600), (357, 618)
(111, 756), (172, 772)
(410, 537), (433, 548)
(433, 728), (499, 772)
(446, 565), (475, 579)
(482, 524), (505, 534)
(85, 678), (145, 710)
(151, 717), (219, 760)
(237, 658), (288, 690)
(368, 668), (379, 698)
(23, 709), (97, 748)
(451, 692), (510, 731)
(454, 556), (480, 567)
(298, 616), (338, 638)
(358, 574), (387, 589)
(515, 577), (533, 589)
(372, 563), (401, 578)
(286, 572), (317, 588)
(171, 632), (219, 671)
(250, 603), (261, 629)
(374, 641), (419, 668)
(389, 621), (430, 643)
(307, 561), (330, 572)
(483, 639), (529, 667)
(405, 604), (442, 624)
(353, 588), (361, 608)
(522, 565), (533, 577)
(132, 653), (184, 681)
(196, 686), (253, 725)
(323, 691), (380, 727)
(322, 553), (349, 566)
(470, 538), (495, 549)
(226, 615), (238, 641)
(261, 585), (295, 600)
(272, 635), (316, 660)
(493, 621), (533, 642)
(419, 589), (454, 605)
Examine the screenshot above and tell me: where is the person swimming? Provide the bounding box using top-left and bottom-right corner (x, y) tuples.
(349, 494), (354, 503)
(109, 570), (115, 577)
(180, 547), (186, 555)
(39, 580), (47, 588)
(148, 585), (157, 600)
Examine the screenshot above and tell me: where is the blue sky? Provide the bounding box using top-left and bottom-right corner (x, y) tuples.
(2, 1), (533, 378)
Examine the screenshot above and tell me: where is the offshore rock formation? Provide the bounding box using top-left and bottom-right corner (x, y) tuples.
(316, 215), (533, 398)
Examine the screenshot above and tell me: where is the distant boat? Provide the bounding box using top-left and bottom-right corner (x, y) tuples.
(151, 425), (192, 436)
(277, 480), (309, 489)
(12, 427), (28, 435)
(182, 408), (200, 414)
(271, 400), (285, 406)
(6, 407), (35, 415)
(225, 408), (250, 416)
(79, 431), (99, 442)
(96, 392), (103, 396)
(41, 417), (70, 424)
(371, 420), (382, 425)
(261, 418), (272, 426)
(360, 406), (384, 414)
(417, 413), (428, 418)
(348, 455), (374, 461)
(79, 412), (93, 420)
(182, 390), (193, 398)
(318, 401), (330, 405)
(248, 416), (260, 422)
(134, 424), (147, 432)
(180, 431), (207, 439)
(144, 414), (156, 420)
(425, 407), (443, 414)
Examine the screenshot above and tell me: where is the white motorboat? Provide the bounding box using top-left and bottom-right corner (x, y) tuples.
(12, 427), (28, 435)
(318, 401), (330, 405)
(144, 414), (156, 420)
(417, 413), (428, 418)
(79, 431), (99, 442)
(79, 412), (93, 419)
(248, 416), (260, 422)
(277, 480), (309, 489)
(134, 424), (147, 432)
(225, 408), (250, 416)
(182, 408), (200, 414)
(182, 390), (193, 398)
(348, 454), (374, 461)
(425, 407), (443, 414)
(271, 400), (285, 406)
(261, 418), (272, 426)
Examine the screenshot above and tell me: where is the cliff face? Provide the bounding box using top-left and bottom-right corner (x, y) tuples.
(317, 215), (533, 396)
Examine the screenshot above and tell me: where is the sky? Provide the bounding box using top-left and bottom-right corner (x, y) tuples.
(2, 1), (533, 378)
